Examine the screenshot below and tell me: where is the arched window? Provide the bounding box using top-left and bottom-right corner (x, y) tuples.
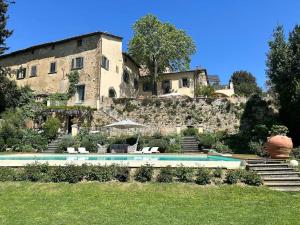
(134, 78), (139, 90)
(108, 88), (116, 98)
(123, 70), (129, 83)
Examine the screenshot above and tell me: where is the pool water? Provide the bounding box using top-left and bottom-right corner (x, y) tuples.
(0, 154), (240, 162)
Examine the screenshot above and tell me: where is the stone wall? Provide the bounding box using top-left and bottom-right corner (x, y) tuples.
(92, 97), (248, 135)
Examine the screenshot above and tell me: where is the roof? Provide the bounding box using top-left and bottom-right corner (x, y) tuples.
(207, 75), (220, 82)
(140, 68), (207, 78)
(122, 52), (140, 68)
(0, 31), (123, 59)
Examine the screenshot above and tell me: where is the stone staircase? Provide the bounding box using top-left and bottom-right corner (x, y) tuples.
(45, 135), (64, 153)
(246, 159), (300, 191)
(181, 136), (199, 152)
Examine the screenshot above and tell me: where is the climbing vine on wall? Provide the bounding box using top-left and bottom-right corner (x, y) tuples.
(67, 71), (80, 98)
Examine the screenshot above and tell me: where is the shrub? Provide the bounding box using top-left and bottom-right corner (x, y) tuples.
(197, 133), (217, 149)
(182, 128), (198, 136)
(58, 135), (75, 153)
(166, 134), (182, 153)
(6, 137), (19, 148)
(213, 141), (232, 153)
(195, 168), (212, 185)
(0, 167), (16, 181)
(175, 166), (194, 182)
(86, 165), (115, 182)
(248, 141), (268, 157)
(243, 171), (262, 186)
(157, 166), (174, 183)
(43, 117), (60, 140)
(77, 133), (108, 153)
(22, 163), (50, 182)
(50, 165), (84, 183)
(115, 166), (130, 182)
(225, 170), (241, 184)
(134, 164), (154, 182)
(0, 138), (5, 152)
(148, 139), (168, 153)
(14, 129), (47, 152)
(292, 147), (300, 160)
(213, 168), (223, 178)
(269, 125), (289, 136)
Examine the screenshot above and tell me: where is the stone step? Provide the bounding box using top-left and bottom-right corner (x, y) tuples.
(269, 187), (300, 192)
(265, 183), (300, 187)
(258, 171), (300, 176)
(264, 180), (300, 185)
(247, 160), (287, 165)
(252, 167), (294, 171)
(263, 177), (300, 181)
(248, 163), (289, 168)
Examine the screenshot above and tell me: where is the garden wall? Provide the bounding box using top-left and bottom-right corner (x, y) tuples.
(92, 97), (248, 135)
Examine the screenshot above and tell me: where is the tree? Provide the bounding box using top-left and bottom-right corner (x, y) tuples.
(230, 71), (262, 97)
(194, 85), (215, 97)
(0, 0), (12, 55)
(266, 25), (300, 145)
(128, 14), (196, 95)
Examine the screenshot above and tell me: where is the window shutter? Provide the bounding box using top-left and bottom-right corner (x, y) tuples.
(71, 59), (75, 69)
(80, 57), (84, 68)
(188, 78), (192, 88)
(106, 59), (109, 70)
(179, 79), (182, 88)
(23, 68), (26, 78)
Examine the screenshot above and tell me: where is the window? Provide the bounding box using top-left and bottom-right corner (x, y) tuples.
(49, 62), (57, 74)
(76, 85), (85, 103)
(143, 81), (152, 92)
(116, 65), (119, 73)
(71, 57), (84, 70)
(30, 65), (37, 77)
(51, 45), (55, 50)
(77, 39), (83, 47)
(123, 70), (129, 83)
(179, 77), (190, 88)
(134, 78), (139, 90)
(162, 80), (172, 94)
(16, 67), (26, 80)
(108, 88), (116, 98)
(101, 56), (109, 70)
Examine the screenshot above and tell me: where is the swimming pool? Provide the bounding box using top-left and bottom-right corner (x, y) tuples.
(0, 154), (240, 161)
(0, 154), (241, 169)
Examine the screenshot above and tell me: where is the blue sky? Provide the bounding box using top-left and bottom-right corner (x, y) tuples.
(5, 0), (300, 88)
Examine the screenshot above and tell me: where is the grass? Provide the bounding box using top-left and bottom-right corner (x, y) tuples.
(0, 183), (299, 225)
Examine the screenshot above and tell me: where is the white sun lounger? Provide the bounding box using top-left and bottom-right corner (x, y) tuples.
(67, 147), (78, 154)
(141, 147), (151, 154)
(78, 147), (89, 154)
(150, 147), (160, 154)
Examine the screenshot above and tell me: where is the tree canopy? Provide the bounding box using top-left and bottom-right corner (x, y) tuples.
(0, 0), (12, 55)
(266, 25), (300, 145)
(230, 70), (262, 97)
(128, 14), (196, 95)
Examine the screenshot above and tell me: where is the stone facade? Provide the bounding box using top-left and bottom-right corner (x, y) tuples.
(0, 32), (140, 109)
(93, 97), (247, 135)
(139, 69), (208, 98)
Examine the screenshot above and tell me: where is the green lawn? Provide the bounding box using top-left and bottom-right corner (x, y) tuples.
(0, 183), (299, 225)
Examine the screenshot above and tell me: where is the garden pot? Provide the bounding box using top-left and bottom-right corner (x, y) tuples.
(266, 135), (293, 159)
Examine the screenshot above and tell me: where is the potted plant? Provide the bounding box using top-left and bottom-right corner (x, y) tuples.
(265, 125), (293, 159)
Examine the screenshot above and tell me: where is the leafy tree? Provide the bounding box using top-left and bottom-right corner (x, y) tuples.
(194, 85), (215, 97)
(266, 25), (300, 145)
(0, 0), (17, 113)
(0, 0), (12, 55)
(230, 71), (262, 97)
(128, 14), (196, 95)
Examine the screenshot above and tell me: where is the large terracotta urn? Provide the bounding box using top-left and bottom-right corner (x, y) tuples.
(266, 135), (293, 159)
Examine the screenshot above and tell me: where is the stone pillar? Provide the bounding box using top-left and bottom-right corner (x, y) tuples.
(176, 125), (181, 134)
(71, 124), (79, 137)
(198, 127), (204, 134)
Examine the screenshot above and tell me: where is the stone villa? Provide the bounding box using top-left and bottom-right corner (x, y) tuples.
(0, 31), (234, 110)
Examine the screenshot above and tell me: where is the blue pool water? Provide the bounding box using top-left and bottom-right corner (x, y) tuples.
(0, 155), (240, 162)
